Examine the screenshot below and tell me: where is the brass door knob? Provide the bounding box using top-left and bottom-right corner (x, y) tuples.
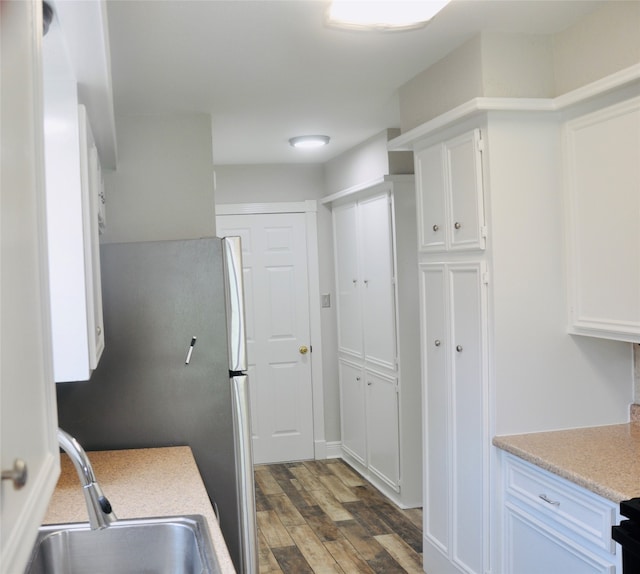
(299, 345), (309, 355)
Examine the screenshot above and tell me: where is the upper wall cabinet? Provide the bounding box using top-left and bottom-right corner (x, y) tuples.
(563, 96), (640, 343)
(43, 12), (106, 382)
(415, 129), (487, 253)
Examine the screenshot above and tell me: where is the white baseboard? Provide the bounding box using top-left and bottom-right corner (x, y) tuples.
(325, 441), (343, 459)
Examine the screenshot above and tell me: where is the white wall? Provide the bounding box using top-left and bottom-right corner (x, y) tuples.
(481, 32), (555, 98)
(214, 164), (341, 444)
(553, 1), (640, 95)
(101, 113), (215, 244)
(486, 113), (632, 434)
(213, 164), (324, 203)
(399, 34), (483, 132)
(323, 129), (413, 195)
(398, 1), (640, 132)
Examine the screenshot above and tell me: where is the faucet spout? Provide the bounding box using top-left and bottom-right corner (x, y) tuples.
(57, 428), (118, 529)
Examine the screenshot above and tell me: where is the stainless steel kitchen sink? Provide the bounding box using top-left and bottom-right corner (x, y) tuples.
(24, 515), (222, 574)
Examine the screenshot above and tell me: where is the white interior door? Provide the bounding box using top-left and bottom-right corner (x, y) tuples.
(216, 212), (314, 464)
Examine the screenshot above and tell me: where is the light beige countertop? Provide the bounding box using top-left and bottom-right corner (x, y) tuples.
(493, 422), (640, 502)
(43, 446), (236, 573)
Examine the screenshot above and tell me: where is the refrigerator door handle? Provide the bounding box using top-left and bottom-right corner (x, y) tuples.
(231, 375), (258, 574)
(222, 237), (248, 373)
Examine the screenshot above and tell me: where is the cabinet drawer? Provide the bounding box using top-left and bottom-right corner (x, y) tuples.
(504, 503), (616, 574)
(505, 455), (616, 553)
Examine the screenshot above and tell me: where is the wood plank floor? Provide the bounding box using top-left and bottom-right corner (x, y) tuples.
(254, 459), (423, 573)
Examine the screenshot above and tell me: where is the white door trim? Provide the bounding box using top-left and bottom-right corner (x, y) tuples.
(216, 201), (327, 459)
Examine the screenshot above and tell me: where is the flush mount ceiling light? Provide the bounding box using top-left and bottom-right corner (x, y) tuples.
(289, 135), (331, 149)
(327, 0), (451, 31)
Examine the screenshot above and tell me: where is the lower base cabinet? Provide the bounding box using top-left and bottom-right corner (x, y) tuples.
(501, 453), (620, 574)
(339, 359), (400, 494)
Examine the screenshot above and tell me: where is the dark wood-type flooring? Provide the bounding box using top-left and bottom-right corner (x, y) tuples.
(254, 458), (423, 573)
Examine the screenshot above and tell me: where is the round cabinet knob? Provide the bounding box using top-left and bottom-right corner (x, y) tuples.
(2, 459), (28, 490)
(299, 345), (309, 355)
(367, 381), (373, 386)
(96, 325), (102, 335)
(356, 376), (361, 381)
(434, 340), (441, 347)
(456, 345), (463, 352)
(432, 224), (439, 232)
(454, 222), (462, 230)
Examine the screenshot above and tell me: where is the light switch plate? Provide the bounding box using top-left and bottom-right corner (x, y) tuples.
(321, 293), (331, 308)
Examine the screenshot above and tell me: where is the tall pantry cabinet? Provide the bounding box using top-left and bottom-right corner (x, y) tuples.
(415, 127), (489, 574)
(326, 176), (422, 508)
(398, 87), (634, 574)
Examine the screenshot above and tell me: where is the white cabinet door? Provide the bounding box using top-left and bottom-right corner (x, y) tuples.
(446, 131), (486, 252)
(420, 262), (487, 574)
(365, 370), (399, 490)
(416, 129), (486, 253)
(359, 193), (396, 370)
(416, 144), (447, 251)
(421, 265), (450, 554)
(449, 264), (486, 574)
(1, 2), (60, 571)
(339, 360), (367, 465)
(564, 97), (640, 343)
(333, 202), (363, 358)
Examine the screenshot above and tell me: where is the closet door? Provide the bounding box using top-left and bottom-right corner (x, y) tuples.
(333, 202), (363, 358)
(359, 193), (396, 370)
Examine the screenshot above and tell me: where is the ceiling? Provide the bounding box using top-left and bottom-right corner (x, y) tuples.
(105, 0), (605, 165)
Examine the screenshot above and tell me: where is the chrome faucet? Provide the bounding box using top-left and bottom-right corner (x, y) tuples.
(57, 428), (118, 529)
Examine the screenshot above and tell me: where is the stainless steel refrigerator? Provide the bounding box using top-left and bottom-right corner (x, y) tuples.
(56, 236), (257, 574)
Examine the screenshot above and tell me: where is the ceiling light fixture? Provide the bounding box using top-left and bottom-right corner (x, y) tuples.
(289, 135), (331, 149)
(327, 0), (451, 31)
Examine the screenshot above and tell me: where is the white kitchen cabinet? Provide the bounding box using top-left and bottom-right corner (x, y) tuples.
(563, 96), (640, 343)
(333, 191), (396, 370)
(502, 453), (620, 574)
(43, 3), (106, 384)
(415, 129), (486, 253)
(327, 175), (422, 508)
(406, 100), (632, 574)
(420, 262), (488, 574)
(1, 2), (61, 571)
(338, 359), (400, 490)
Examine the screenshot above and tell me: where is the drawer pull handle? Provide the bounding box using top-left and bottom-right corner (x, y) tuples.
(539, 494), (560, 507)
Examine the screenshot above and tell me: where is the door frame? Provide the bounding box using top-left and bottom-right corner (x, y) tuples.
(216, 200), (327, 459)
